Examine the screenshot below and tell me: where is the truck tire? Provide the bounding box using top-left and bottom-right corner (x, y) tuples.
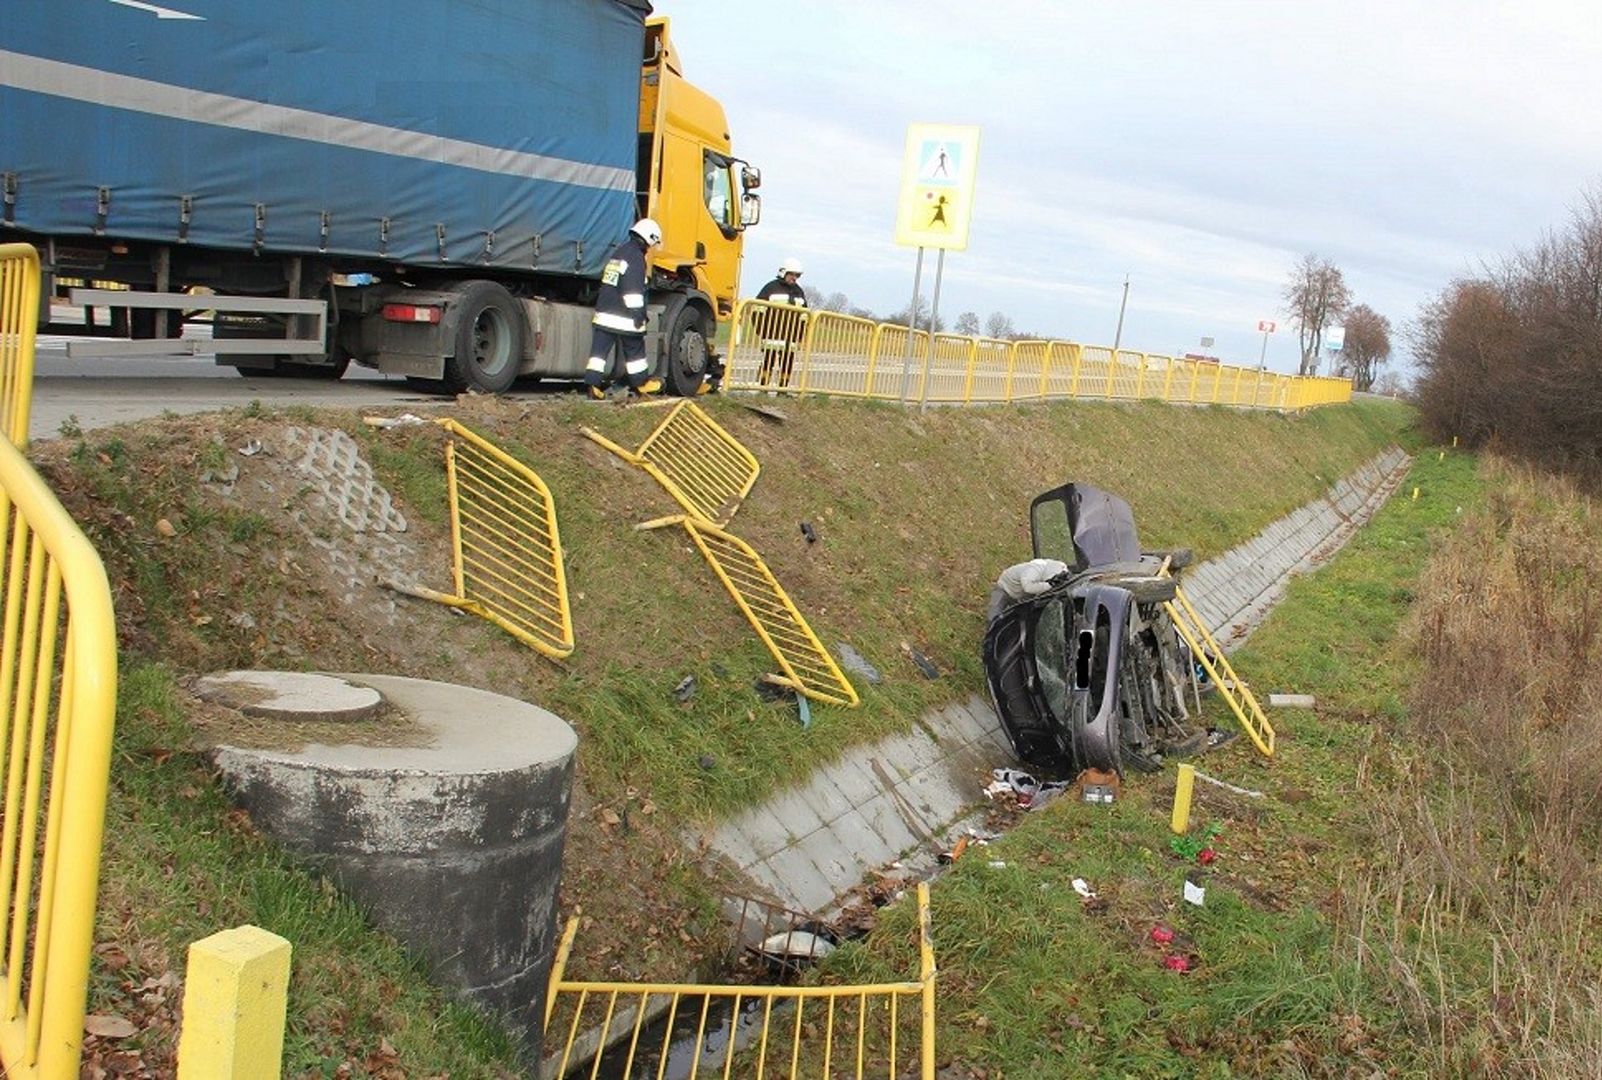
(442, 281), (523, 394)
(661, 303), (709, 397)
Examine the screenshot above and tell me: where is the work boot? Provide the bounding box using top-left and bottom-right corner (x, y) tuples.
(587, 385), (606, 401)
(696, 379), (718, 396)
(632, 377), (663, 396)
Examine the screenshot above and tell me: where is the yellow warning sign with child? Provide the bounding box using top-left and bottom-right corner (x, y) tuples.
(894, 123), (981, 250)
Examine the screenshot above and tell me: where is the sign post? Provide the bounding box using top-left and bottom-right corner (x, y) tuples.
(893, 123), (980, 405)
(1256, 319), (1276, 369)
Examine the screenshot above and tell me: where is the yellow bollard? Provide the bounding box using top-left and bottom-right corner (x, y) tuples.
(1437, 450), (1444, 461)
(1171, 763), (1195, 834)
(177, 925), (292, 1080)
(1452, 435), (1459, 447)
(1412, 486), (1419, 501)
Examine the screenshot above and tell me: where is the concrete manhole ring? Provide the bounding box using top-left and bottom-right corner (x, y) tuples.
(193, 670), (385, 723)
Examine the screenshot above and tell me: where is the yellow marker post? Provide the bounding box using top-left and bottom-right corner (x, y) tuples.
(1171, 763), (1196, 835)
(1438, 450), (1444, 461)
(1412, 486), (1420, 500)
(177, 925), (292, 1080)
(1452, 435), (1459, 447)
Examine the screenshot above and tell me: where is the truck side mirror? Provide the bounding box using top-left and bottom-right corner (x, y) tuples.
(740, 193), (762, 227)
(741, 166), (761, 191)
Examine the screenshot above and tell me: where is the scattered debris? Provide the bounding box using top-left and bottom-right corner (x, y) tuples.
(697, 753), (717, 771)
(1074, 767), (1120, 805)
(672, 674), (697, 703)
(1149, 925), (1175, 945)
(985, 767), (1071, 810)
(1071, 878), (1097, 901)
(754, 928), (835, 974)
(361, 413), (431, 430)
(986, 860), (1008, 870)
(1182, 878), (1206, 906)
(796, 693), (812, 729)
(1163, 953), (1193, 973)
(1171, 822), (1223, 862)
(835, 642), (882, 684)
(753, 677), (790, 703)
(201, 462), (240, 490)
(237, 438), (263, 457)
(900, 642), (940, 679)
(155, 518), (176, 538)
(1193, 769), (1265, 799)
(799, 521), (818, 544)
(938, 835), (971, 865)
(1267, 693), (1316, 708)
(739, 402), (789, 423)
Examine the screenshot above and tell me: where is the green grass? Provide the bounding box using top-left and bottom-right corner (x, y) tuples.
(826, 447), (1485, 1076)
(32, 393), (1415, 1072)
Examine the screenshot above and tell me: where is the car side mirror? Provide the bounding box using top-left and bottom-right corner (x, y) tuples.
(740, 193), (762, 227)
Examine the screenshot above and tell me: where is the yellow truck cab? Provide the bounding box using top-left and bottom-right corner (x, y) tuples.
(638, 17), (761, 393)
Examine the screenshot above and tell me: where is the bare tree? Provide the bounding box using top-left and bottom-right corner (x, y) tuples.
(821, 291), (852, 313)
(1284, 254), (1352, 375)
(984, 311), (1016, 339)
(1372, 370), (1407, 398)
(954, 310), (981, 336)
(1336, 303), (1392, 390)
(848, 305), (878, 320)
(887, 296), (945, 332)
(803, 286), (824, 309)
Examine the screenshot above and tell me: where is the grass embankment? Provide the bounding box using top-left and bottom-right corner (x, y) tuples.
(38, 395), (1409, 1075)
(841, 447), (1602, 1076)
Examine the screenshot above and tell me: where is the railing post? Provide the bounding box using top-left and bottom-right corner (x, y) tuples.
(1038, 343), (1054, 400)
(1162, 357), (1175, 401)
(961, 338), (978, 403)
(176, 926), (292, 1080)
(1103, 350), (1117, 398)
(1070, 343), (1084, 398)
(1135, 354), (1147, 398)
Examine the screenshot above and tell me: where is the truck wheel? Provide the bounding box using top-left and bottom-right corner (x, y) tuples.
(662, 304), (709, 397)
(442, 281), (523, 393)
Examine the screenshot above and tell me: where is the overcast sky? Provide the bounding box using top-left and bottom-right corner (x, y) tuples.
(664, 1), (1601, 377)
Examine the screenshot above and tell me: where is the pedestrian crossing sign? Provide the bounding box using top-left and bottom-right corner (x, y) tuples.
(895, 123), (980, 250)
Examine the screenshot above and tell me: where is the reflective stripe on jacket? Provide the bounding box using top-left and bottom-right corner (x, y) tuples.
(593, 235), (649, 333)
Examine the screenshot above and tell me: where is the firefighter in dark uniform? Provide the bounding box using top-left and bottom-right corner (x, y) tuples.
(756, 256), (808, 388)
(586, 218), (664, 399)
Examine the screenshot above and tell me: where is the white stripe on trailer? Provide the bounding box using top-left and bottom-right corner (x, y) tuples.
(0, 49), (635, 193)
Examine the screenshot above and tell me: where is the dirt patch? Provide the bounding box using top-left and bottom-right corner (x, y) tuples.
(181, 687), (430, 753)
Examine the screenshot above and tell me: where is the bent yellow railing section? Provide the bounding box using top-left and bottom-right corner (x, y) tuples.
(0, 246), (42, 447)
(0, 435), (119, 1079)
(544, 882), (935, 1079)
(640, 514), (858, 708)
(728, 300), (1352, 411)
(582, 401), (760, 527)
(427, 419), (574, 659)
(1162, 583), (1275, 758)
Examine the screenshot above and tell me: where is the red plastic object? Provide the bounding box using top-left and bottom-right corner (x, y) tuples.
(1163, 953), (1191, 973)
(1150, 925), (1175, 945)
(1198, 848), (1217, 865)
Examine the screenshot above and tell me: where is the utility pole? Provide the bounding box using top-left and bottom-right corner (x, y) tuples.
(1111, 274), (1130, 352)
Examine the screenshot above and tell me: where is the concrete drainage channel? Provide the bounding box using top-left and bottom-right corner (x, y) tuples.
(706, 445), (1413, 915)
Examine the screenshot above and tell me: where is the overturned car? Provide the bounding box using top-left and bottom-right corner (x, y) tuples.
(983, 483), (1220, 777)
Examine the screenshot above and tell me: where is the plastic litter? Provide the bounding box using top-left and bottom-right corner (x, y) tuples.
(1150, 925), (1175, 945)
(1163, 953), (1192, 973)
(672, 675), (696, 703)
(986, 860), (1007, 870)
(900, 642), (940, 679)
(1267, 693), (1316, 708)
(987, 768), (1071, 810)
(1183, 879), (1206, 906)
(236, 439), (263, 457)
(800, 521), (818, 544)
(835, 642), (883, 684)
(1071, 878), (1097, 901)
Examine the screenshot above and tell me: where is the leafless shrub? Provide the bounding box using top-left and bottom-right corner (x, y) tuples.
(1340, 460), (1602, 1076)
(1412, 191), (1602, 481)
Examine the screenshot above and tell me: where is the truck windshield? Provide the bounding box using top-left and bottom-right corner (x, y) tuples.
(703, 151), (735, 230)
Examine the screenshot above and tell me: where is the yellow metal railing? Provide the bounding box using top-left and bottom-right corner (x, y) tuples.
(544, 882), (934, 1079)
(640, 514), (859, 708)
(402, 419), (574, 660)
(1161, 581), (1275, 758)
(0, 246), (41, 448)
(582, 401), (760, 527)
(0, 434), (119, 1079)
(727, 300), (1352, 411)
